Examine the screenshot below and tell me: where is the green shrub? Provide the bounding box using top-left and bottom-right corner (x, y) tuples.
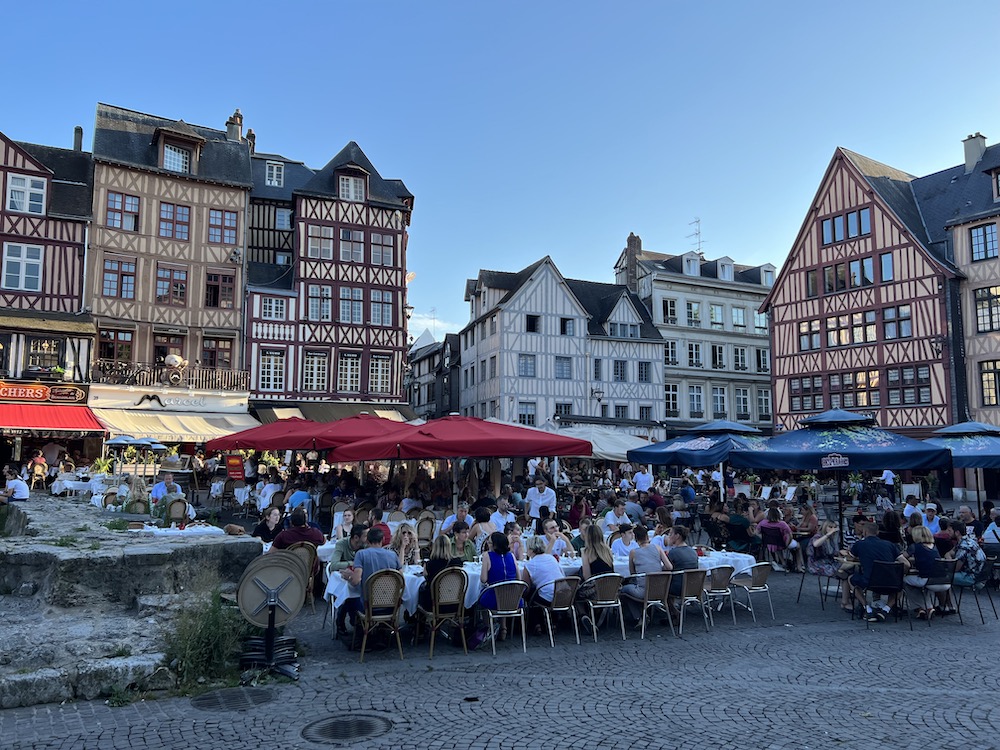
(104, 518), (129, 531)
(53, 536), (77, 547)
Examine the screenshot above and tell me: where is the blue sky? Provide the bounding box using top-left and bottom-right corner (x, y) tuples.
(9, 2), (1000, 340)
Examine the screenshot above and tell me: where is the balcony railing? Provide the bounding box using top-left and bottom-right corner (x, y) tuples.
(92, 359), (250, 391)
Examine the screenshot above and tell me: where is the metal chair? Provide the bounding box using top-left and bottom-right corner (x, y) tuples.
(954, 556), (998, 625)
(479, 580), (528, 656)
(853, 560), (911, 631)
(915, 558), (956, 626)
(357, 569), (406, 662)
(415, 568), (468, 658)
(582, 573), (626, 642)
(620, 571), (673, 640)
(670, 568), (711, 635)
(531, 576), (581, 646)
(731, 562), (775, 623)
(703, 565), (737, 625)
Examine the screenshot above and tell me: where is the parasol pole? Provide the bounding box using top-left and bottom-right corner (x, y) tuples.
(976, 467), (983, 521)
(837, 469), (844, 551)
(718, 461), (725, 503)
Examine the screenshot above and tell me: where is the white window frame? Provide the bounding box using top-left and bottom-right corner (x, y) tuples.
(758, 388), (772, 418)
(339, 175), (365, 202)
(339, 287), (363, 324)
(735, 387), (750, 416)
(689, 385), (704, 415)
(302, 351), (329, 392)
(517, 401), (536, 426)
(307, 284), (332, 322)
(340, 229), (364, 262)
(258, 350), (285, 392)
(554, 356), (572, 379)
(266, 161), (284, 187)
(5, 174), (46, 215)
(370, 290), (392, 327)
(338, 352), (361, 392)
(371, 233), (394, 266)
(665, 383), (679, 413)
(712, 386), (727, 416)
(2, 243), (43, 292)
(275, 208), (292, 231)
(163, 144), (191, 173)
(308, 225), (334, 260)
(261, 297), (287, 321)
(518, 353), (537, 378)
(369, 355), (391, 393)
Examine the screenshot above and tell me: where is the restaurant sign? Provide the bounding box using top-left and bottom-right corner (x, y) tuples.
(820, 453), (850, 469)
(0, 381), (88, 404)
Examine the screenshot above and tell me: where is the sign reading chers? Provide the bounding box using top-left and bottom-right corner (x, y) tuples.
(821, 453), (850, 469)
(0, 382), (87, 404)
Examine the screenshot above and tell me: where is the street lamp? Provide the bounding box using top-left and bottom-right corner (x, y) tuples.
(591, 387), (604, 417)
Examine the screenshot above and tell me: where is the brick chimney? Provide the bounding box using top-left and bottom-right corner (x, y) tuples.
(226, 108), (243, 141)
(73, 126), (83, 152)
(620, 232), (643, 292)
(964, 132), (986, 173)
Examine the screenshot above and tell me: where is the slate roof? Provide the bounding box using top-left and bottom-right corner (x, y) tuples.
(92, 103), (252, 187)
(464, 259), (547, 302)
(14, 142), (94, 220)
(635, 251), (772, 285)
(297, 141), (412, 210)
(250, 153), (315, 202)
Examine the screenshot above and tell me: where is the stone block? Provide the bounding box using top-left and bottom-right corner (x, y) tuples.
(0, 668), (73, 709)
(75, 654), (164, 700)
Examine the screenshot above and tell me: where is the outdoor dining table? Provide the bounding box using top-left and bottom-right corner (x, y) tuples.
(127, 523), (225, 537)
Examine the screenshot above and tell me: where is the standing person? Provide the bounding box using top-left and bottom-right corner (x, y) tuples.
(525, 475), (556, 520)
(880, 469), (897, 505)
(633, 465), (653, 494)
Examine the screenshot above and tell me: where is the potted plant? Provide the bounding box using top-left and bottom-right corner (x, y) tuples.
(845, 471), (865, 506)
(743, 472), (760, 496)
(799, 473), (818, 504)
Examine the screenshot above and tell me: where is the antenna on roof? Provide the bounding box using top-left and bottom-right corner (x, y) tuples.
(429, 307), (437, 338)
(687, 217), (704, 254)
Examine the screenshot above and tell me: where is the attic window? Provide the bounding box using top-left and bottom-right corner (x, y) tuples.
(994, 171), (1000, 201)
(163, 144), (191, 173)
(266, 161), (284, 187)
(339, 175), (365, 202)
(719, 263), (733, 281)
(763, 269), (775, 285)
(684, 257), (700, 276)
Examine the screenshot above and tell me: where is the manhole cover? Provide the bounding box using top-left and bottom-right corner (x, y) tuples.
(190, 686), (273, 712)
(301, 714), (394, 745)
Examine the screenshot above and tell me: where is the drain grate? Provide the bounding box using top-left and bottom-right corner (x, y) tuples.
(190, 686), (274, 712)
(301, 714), (394, 745)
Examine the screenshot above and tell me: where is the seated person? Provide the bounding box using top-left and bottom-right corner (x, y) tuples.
(604, 499), (631, 533)
(450, 520), (477, 562)
(611, 524), (639, 557)
(571, 517), (592, 554)
(418, 535), (464, 611)
(400, 483), (424, 514)
(441, 503), (470, 535)
(368, 508), (393, 547)
(620, 525), (672, 622)
(539, 515), (574, 558)
(149, 472), (179, 503)
(286, 481), (311, 512)
(270, 508), (325, 552)
(950, 520), (987, 588)
(252, 506), (284, 543)
(848, 521), (909, 622)
(505, 522), (525, 561)
(389, 522), (421, 566)
(758, 507), (800, 571)
(522, 535), (564, 605)
(339, 527), (402, 616)
(0, 466), (30, 503)
(479, 532), (521, 620)
(665, 525), (699, 599)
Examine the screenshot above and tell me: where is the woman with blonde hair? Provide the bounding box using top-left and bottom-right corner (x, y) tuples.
(418, 535), (463, 610)
(576, 523), (616, 632)
(390, 522), (421, 566)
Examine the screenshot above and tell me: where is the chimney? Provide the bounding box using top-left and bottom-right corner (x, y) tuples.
(225, 108), (243, 141)
(246, 128), (256, 155)
(73, 126), (83, 152)
(964, 132), (987, 173)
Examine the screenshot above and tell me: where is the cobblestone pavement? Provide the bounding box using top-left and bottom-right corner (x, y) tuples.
(3, 571), (999, 750)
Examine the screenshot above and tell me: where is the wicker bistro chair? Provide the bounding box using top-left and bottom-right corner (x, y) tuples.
(416, 518), (436, 552)
(582, 573), (626, 642)
(333, 501), (352, 514)
(166, 498), (189, 522)
(703, 565), (737, 626)
(415, 568), (469, 658)
(29, 464), (47, 491)
(479, 580), (529, 656)
(357, 569), (406, 663)
(620, 571), (674, 640)
(731, 562), (775, 624)
(954, 556), (998, 625)
(531, 576), (582, 646)
(669, 568), (711, 636)
(388, 510), (407, 522)
(103, 490), (120, 509)
(220, 478), (236, 512)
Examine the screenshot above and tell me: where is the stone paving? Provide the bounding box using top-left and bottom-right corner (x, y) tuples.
(2, 569), (998, 750)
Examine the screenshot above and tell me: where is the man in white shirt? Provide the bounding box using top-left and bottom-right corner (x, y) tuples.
(880, 469), (896, 504)
(618, 462), (633, 480)
(902, 494), (921, 521)
(525, 476), (556, 520)
(491, 496), (517, 530)
(923, 504), (941, 534)
(1, 467), (30, 502)
(604, 499), (631, 532)
(633, 466), (653, 493)
(41, 441), (67, 467)
(441, 503), (470, 535)
(150, 472), (178, 503)
(527, 457), (541, 481)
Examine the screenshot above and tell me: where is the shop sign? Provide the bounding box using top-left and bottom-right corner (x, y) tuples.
(0, 381), (88, 404)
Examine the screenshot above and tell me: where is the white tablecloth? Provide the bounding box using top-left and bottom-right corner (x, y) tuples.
(128, 524), (225, 537)
(52, 479), (92, 495)
(699, 550), (757, 576)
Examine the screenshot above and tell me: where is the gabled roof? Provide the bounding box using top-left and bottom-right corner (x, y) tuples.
(910, 142), (1000, 241)
(564, 279), (662, 340)
(633, 249), (771, 286)
(92, 103), (253, 187)
(250, 153), (315, 202)
(14, 142), (94, 220)
(296, 141), (412, 210)
(408, 340), (442, 363)
(464, 258), (548, 303)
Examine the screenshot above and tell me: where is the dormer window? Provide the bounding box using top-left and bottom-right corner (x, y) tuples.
(6, 175), (46, 215)
(266, 161), (284, 187)
(684, 256), (700, 276)
(763, 269), (775, 285)
(163, 144), (191, 173)
(994, 171), (1000, 201)
(339, 175), (365, 202)
(719, 262), (734, 281)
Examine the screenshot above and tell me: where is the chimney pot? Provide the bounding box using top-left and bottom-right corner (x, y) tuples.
(73, 126), (83, 152)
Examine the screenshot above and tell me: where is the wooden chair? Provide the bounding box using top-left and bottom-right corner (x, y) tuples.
(703, 565), (737, 625)
(620, 571), (672, 640)
(388, 510), (407, 522)
(479, 580), (528, 656)
(417, 509), (437, 522)
(731, 562), (775, 624)
(669, 568), (711, 636)
(582, 573), (626, 642)
(415, 568), (468, 658)
(285, 541), (318, 614)
(125, 498), (148, 515)
(358, 569), (405, 663)
(166, 499), (189, 523)
(531, 576), (581, 646)
(102, 491), (119, 508)
(219, 478), (236, 512)
(29, 464), (47, 491)
(333, 501), (352, 514)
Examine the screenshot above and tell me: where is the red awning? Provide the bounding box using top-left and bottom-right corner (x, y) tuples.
(0, 403), (107, 436)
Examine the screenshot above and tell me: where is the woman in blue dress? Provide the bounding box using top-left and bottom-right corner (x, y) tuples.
(479, 531), (523, 639)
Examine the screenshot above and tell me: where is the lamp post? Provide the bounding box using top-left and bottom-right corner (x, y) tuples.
(590, 387), (605, 417)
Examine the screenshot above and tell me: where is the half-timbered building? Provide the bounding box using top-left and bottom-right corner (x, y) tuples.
(461, 257), (664, 437)
(615, 233), (775, 434)
(407, 332), (461, 421)
(246, 141), (416, 422)
(764, 147), (961, 438)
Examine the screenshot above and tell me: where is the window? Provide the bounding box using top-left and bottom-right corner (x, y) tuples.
(688, 385), (703, 416)
(983, 361), (1000, 406)
(613, 360), (627, 382)
(163, 144), (190, 173)
(261, 297), (286, 321)
(609, 322), (639, 338)
(614, 404), (629, 420)
(712, 387), (727, 417)
(665, 383), (679, 415)
(490, 315), (497, 335)
(734, 347), (748, 371)
(662, 299), (677, 324)
(518, 354), (536, 377)
(307, 284), (332, 321)
(201, 338), (232, 369)
(883, 305), (912, 339)
(719, 263), (734, 281)
(636, 405), (651, 422)
(554, 356), (572, 379)
(971, 224), (998, 262)
(308, 225), (334, 259)
(688, 343), (702, 368)
(887, 366), (929, 406)
(518, 402), (536, 426)
(489, 356), (497, 379)
(757, 388), (772, 419)
(852, 311), (877, 344)
(685, 257), (700, 275)
(555, 402), (572, 417)
(686, 301), (701, 327)
(337, 352), (361, 392)
(266, 161), (284, 187)
(822, 218), (832, 245)
(526, 315), (540, 333)
(560, 318), (574, 335)
(369, 356), (391, 393)
(152, 334), (184, 364)
(339, 287), (363, 324)
(711, 344), (726, 370)
(337, 228), (363, 262)
(155, 265), (187, 306)
(593, 358), (602, 381)
(976, 286), (1000, 332)
(158, 203), (190, 240)
(754, 313), (767, 335)
(763, 269), (775, 286)
(301, 352), (329, 391)
(259, 350), (286, 392)
(208, 210), (238, 244)
(26, 337), (60, 369)
(732, 307), (746, 329)
(6, 174), (45, 215)
(710, 304), (724, 330)
(756, 349), (770, 373)
(880, 252), (894, 282)
(845, 208), (871, 239)
(665, 341), (678, 366)
(98, 329), (132, 361)
(275, 208), (292, 231)
(107, 192), (139, 231)
(799, 320), (820, 351)
(371, 233), (394, 266)
(99, 257), (134, 299)
(638, 361), (652, 383)
(339, 175), (365, 202)
(735, 387), (750, 418)
(205, 273), (235, 309)
(826, 316), (849, 348)
(806, 270), (818, 298)
(370, 290), (392, 326)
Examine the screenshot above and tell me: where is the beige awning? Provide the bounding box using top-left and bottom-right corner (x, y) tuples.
(0, 313), (96, 335)
(254, 406), (305, 424)
(297, 402), (416, 423)
(92, 408), (260, 443)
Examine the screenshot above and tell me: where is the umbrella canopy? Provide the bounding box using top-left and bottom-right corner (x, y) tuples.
(932, 421), (1000, 436)
(542, 424), (651, 463)
(727, 410), (951, 471)
(628, 432), (767, 467)
(691, 419), (763, 435)
(925, 421), (1000, 469)
(205, 417), (320, 452)
(329, 415), (592, 461)
(312, 413), (417, 451)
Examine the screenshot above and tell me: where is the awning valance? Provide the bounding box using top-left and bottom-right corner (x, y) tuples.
(297, 402), (416, 423)
(92, 408), (260, 444)
(0, 404), (106, 436)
